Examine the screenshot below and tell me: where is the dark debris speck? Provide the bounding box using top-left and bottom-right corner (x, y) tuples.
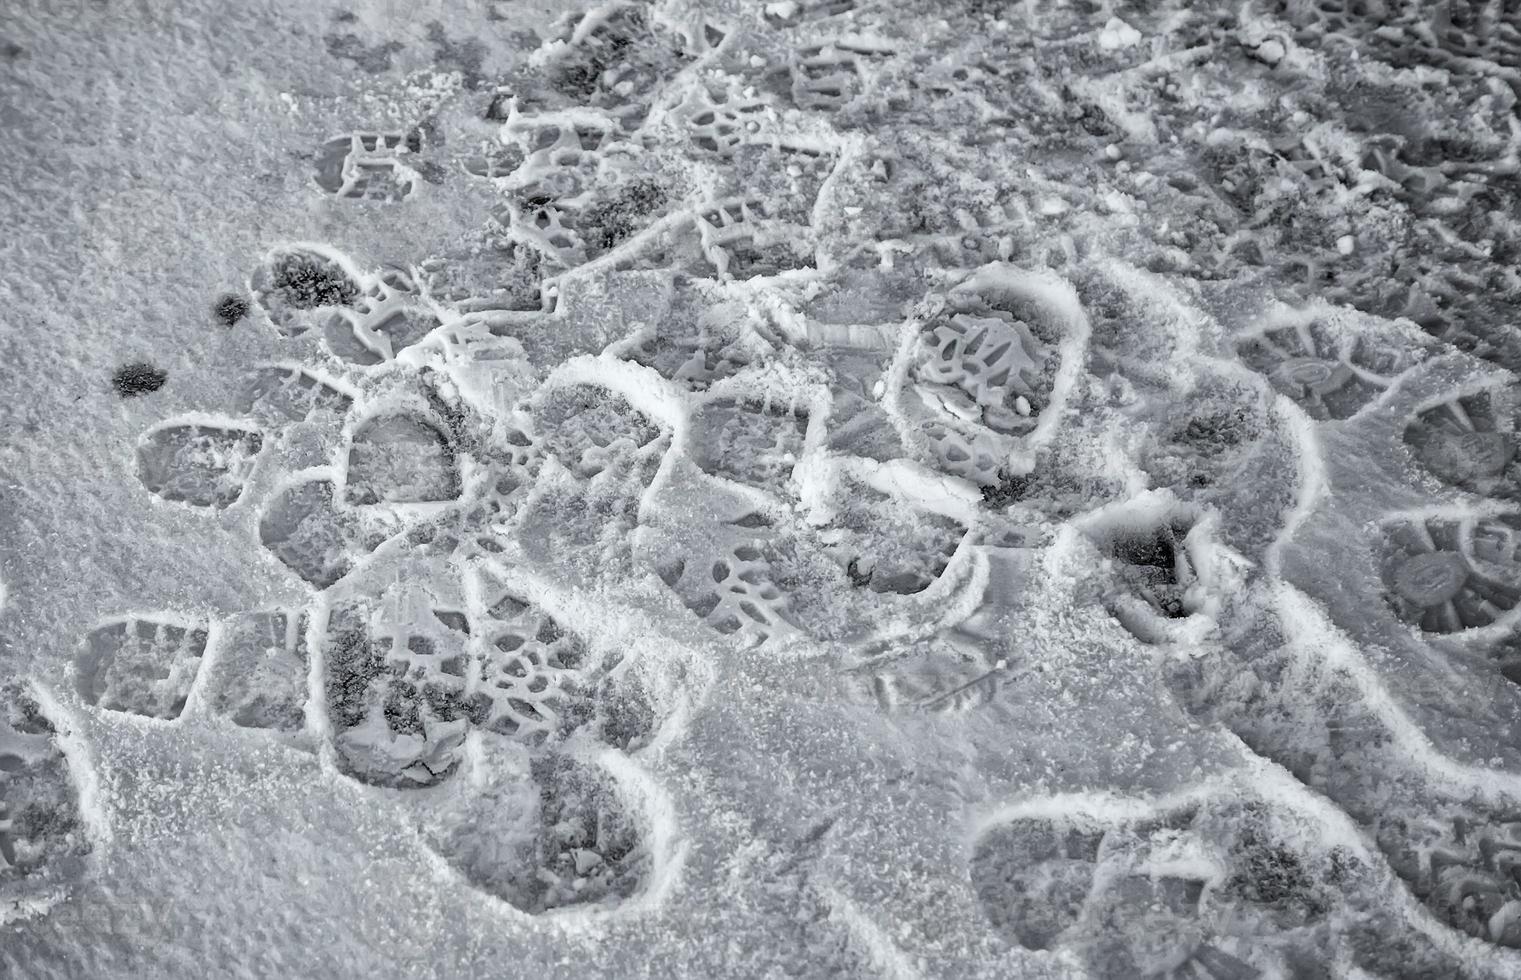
(426, 21), (487, 89)
(112, 363), (168, 398)
(554, 62), (601, 100)
(981, 470), (1029, 507)
(213, 293), (249, 326)
(578, 178), (669, 252)
(271, 253), (359, 310)
(324, 34), (404, 74)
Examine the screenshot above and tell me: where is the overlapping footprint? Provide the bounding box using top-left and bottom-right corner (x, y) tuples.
(71, 241), (711, 919)
(970, 787), (1380, 979)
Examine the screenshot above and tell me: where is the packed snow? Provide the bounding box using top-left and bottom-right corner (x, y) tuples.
(4, 0), (1521, 976)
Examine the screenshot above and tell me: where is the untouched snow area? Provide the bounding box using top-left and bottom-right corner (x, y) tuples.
(3, 0), (1521, 976)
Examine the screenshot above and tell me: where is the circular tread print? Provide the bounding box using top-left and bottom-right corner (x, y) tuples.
(1234, 314), (1421, 421)
(1376, 806), (1521, 950)
(1405, 386), (1521, 499)
(1380, 515), (1521, 634)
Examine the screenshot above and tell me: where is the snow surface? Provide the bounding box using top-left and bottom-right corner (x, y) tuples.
(4, 0), (1521, 976)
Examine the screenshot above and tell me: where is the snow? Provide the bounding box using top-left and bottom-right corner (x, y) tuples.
(4, 0), (1521, 976)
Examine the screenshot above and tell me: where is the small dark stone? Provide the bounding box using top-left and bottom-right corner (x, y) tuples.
(416, 161), (448, 185)
(485, 91), (512, 121)
(415, 115), (444, 147)
(113, 363), (168, 398)
(213, 293), (249, 326)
